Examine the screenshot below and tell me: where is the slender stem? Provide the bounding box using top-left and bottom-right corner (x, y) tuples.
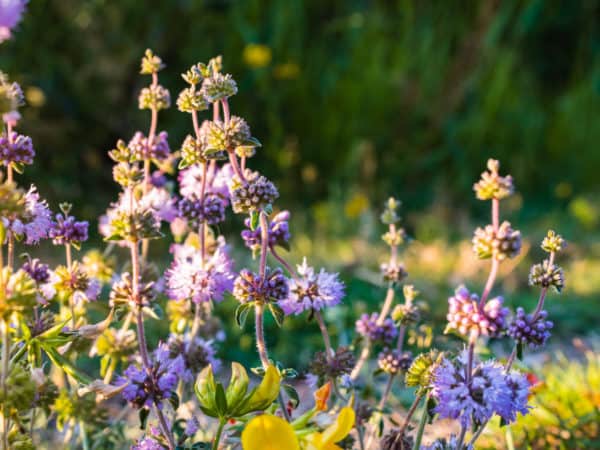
(65, 244), (77, 328)
(135, 306), (150, 368)
(278, 391), (291, 422)
(377, 285), (395, 325)
(395, 392), (425, 444)
(411, 395), (430, 450)
(377, 374), (395, 411)
(455, 425), (468, 450)
(466, 337), (475, 384)
(314, 311), (334, 361)
(155, 403), (175, 450)
(270, 246), (298, 280)
(6, 236), (13, 274)
(505, 345), (517, 372)
(228, 151), (245, 182)
(79, 420), (90, 450)
(492, 198), (499, 231)
(1, 320), (9, 450)
(254, 304), (269, 368)
(103, 358), (117, 384)
(479, 257), (499, 306)
(350, 344), (371, 381)
(221, 99), (230, 124)
(259, 212), (269, 279)
(212, 419), (226, 450)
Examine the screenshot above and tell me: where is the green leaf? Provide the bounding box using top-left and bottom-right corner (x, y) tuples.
(250, 210), (259, 230)
(139, 408), (149, 430)
(282, 383), (299, 408)
(517, 342), (523, 361)
(235, 303), (252, 328)
(268, 303), (285, 327)
(43, 346), (92, 384)
(214, 383), (228, 418)
(169, 391), (180, 410)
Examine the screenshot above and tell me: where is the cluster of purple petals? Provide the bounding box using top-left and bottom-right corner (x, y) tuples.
(447, 286), (508, 338)
(177, 193), (226, 227)
(241, 210), (291, 250)
(355, 312), (398, 344)
(7, 186), (53, 245)
(0, 0), (27, 42)
(279, 259), (344, 315)
(233, 267), (289, 304)
(430, 351), (530, 428)
(48, 213), (89, 245)
(117, 344), (185, 410)
(21, 258), (50, 283)
(508, 307), (553, 348)
(0, 132), (34, 166)
(166, 248), (234, 304)
(128, 131), (170, 161)
(150, 171), (168, 188)
(131, 437), (166, 450)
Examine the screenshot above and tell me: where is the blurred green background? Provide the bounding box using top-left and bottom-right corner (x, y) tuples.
(2, 1), (599, 448)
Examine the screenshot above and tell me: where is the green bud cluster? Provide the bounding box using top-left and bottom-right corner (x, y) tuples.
(206, 117), (261, 156)
(52, 262), (90, 303)
(392, 302), (420, 326)
(95, 327), (137, 361)
(109, 272), (155, 307)
(541, 230), (565, 253)
(0, 180), (25, 219)
(53, 390), (108, 431)
(112, 162), (143, 187)
(140, 49), (165, 75)
(82, 249), (115, 283)
(0, 72), (24, 115)
(380, 197), (401, 225)
(138, 84), (171, 111)
(405, 350), (439, 392)
(382, 228), (406, 247)
(0, 364), (36, 414)
(473, 159), (514, 201)
(472, 221), (521, 260)
(177, 87), (208, 113)
(202, 72), (237, 102)
(105, 209), (162, 243)
(179, 135), (209, 169)
(181, 63), (207, 85)
(529, 259), (564, 292)
(0, 268), (37, 318)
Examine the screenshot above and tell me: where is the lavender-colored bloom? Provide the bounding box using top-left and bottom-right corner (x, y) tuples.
(131, 437), (166, 450)
(179, 163), (232, 202)
(48, 213), (88, 246)
(446, 286), (508, 339)
(430, 351), (529, 428)
(166, 247), (234, 304)
(233, 267), (289, 304)
(422, 435), (473, 450)
(117, 344), (185, 410)
(184, 417), (199, 436)
(279, 258), (344, 315)
(128, 131), (170, 161)
(136, 187), (178, 223)
(241, 210), (291, 251)
(0, 132), (34, 166)
(178, 193), (226, 227)
(21, 258), (49, 283)
(150, 170), (167, 188)
(20, 185), (52, 244)
(507, 307), (553, 348)
(0, 0), (27, 43)
(355, 312), (398, 344)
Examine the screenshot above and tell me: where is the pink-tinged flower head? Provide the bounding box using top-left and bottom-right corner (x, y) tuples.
(179, 163), (233, 202)
(20, 185), (52, 244)
(446, 286), (508, 339)
(0, 0), (28, 43)
(279, 258), (344, 315)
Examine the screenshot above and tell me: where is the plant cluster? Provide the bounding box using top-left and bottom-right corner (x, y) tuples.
(0, 7), (569, 450)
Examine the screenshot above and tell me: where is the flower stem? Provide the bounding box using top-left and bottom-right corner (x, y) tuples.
(154, 402), (175, 450)
(411, 395), (429, 450)
(350, 344), (371, 381)
(254, 303), (269, 368)
(314, 310), (334, 362)
(212, 419), (226, 450)
(399, 391), (424, 438)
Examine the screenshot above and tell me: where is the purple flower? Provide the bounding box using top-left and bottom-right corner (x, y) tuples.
(355, 312), (398, 344)
(178, 193), (226, 227)
(507, 307), (553, 348)
(128, 131), (170, 161)
(0, 0), (27, 43)
(131, 437), (166, 450)
(48, 213), (88, 246)
(446, 286), (508, 339)
(422, 435), (473, 450)
(19, 185), (53, 244)
(233, 267), (289, 304)
(117, 344), (185, 410)
(21, 258), (49, 283)
(166, 334), (220, 382)
(0, 132), (34, 166)
(166, 247), (234, 304)
(137, 187), (178, 223)
(184, 417), (199, 436)
(241, 210), (291, 251)
(279, 258), (344, 315)
(430, 351), (530, 428)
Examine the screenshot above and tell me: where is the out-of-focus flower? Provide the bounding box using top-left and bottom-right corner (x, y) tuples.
(48, 213), (88, 246)
(0, 0), (28, 43)
(131, 437), (166, 450)
(166, 334), (219, 381)
(541, 230), (565, 253)
(473, 159), (514, 201)
(529, 260), (564, 292)
(128, 131), (170, 161)
(355, 312), (398, 344)
(0, 131), (34, 166)
(241, 210), (290, 251)
(309, 347), (355, 381)
(377, 348), (412, 375)
(179, 162), (232, 201)
(472, 221), (521, 261)
(280, 258), (344, 315)
(243, 44), (272, 68)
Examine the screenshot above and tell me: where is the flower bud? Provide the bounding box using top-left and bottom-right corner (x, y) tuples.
(472, 221), (521, 260)
(541, 230), (565, 253)
(473, 159), (514, 200)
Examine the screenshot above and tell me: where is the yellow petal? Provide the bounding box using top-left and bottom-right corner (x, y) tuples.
(242, 414), (300, 450)
(244, 364), (282, 412)
(320, 407), (355, 445)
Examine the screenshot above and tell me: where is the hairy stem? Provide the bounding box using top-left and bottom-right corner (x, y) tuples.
(314, 310), (334, 361)
(254, 303), (269, 368)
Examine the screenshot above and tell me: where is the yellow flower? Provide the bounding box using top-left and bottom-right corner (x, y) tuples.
(241, 406), (355, 450)
(241, 414), (300, 450)
(242, 364), (281, 413)
(243, 44), (272, 69)
(303, 407), (355, 450)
